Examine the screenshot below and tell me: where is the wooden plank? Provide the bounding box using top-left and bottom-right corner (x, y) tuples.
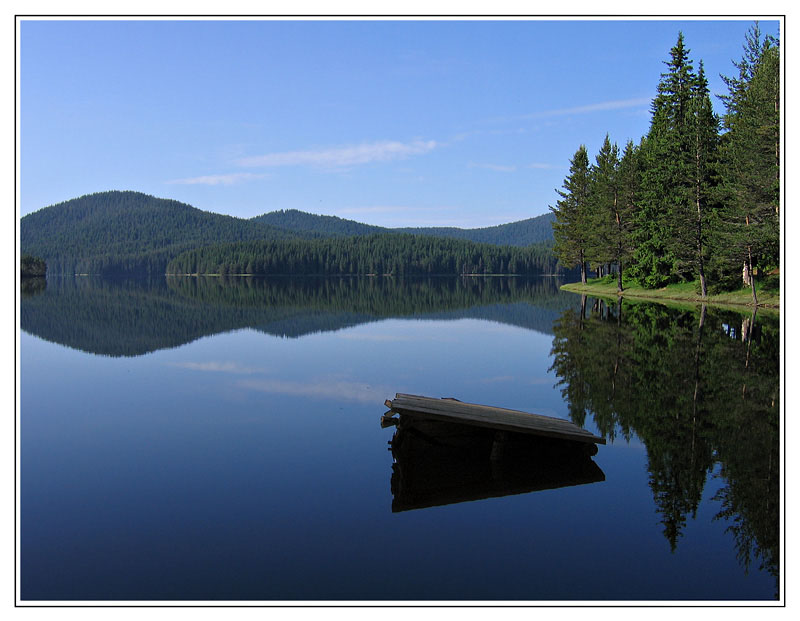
(392, 395), (590, 434)
(394, 394), (586, 432)
(388, 393), (605, 445)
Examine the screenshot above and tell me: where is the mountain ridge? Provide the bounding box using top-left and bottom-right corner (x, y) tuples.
(21, 190), (556, 276)
(251, 207), (555, 246)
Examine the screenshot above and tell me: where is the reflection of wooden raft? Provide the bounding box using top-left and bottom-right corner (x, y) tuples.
(384, 393), (605, 447)
(389, 424), (606, 512)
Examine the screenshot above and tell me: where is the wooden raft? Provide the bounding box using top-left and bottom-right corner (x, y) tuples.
(385, 393), (605, 446)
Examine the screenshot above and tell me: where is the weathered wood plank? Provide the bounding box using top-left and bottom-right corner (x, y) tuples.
(392, 395), (591, 434)
(395, 394), (586, 432)
(387, 393), (606, 445)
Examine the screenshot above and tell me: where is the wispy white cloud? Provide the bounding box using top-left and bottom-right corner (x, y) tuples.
(335, 333), (415, 343)
(168, 361), (269, 375)
(489, 97), (651, 124)
(532, 97), (651, 118)
(479, 375), (517, 383)
(527, 162), (559, 170)
(166, 172), (267, 186)
(236, 377), (391, 404)
(236, 139), (438, 169)
(468, 162), (518, 173)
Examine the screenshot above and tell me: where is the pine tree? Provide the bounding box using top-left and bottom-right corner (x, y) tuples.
(589, 135), (629, 291)
(614, 140), (642, 292)
(631, 34), (697, 288)
(717, 24), (780, 304)
(551, 145), (593, 284)
(669, 61), (720, 297)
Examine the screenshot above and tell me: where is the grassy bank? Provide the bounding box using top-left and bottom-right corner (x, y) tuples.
(561, 274), (780, 311)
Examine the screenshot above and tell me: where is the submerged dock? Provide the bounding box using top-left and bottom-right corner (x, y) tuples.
(384, 393), (605, 446)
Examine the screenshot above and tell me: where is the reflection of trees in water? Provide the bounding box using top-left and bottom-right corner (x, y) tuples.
(549, 299), (779, 592)
(20, 275), (577, 357)
(20, 277), (47, 298)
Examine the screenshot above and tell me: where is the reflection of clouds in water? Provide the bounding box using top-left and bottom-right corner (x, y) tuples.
(335, 333), (414, 342)
(479, 375), (516, 383)
(168, 361), (269, 375)
(237, 377), (392, 404)
(336, 326), (459, 343)
(479, 376), (553, 385)
(169, 360), (392, 404)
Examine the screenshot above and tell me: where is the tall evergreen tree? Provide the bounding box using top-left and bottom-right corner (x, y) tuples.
(631, 34), (697, 288)
(551, 145), (593, 284)
(614, 140), (642, 292)
(589, 134), (634, 292)
(669, 61), (720, 297)
(717, 24), (780, 304)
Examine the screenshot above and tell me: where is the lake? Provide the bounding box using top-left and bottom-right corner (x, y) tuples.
(19, 275), (780, 602)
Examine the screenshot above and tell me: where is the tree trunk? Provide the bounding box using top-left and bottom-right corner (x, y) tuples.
(747, 246), (758, 305)
(695, 157), (707, 298)
(617, 261), (623, 293)
(698, 263), (707, 298)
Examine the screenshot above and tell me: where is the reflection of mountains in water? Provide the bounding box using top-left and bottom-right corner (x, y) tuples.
(20, 275), (579, 357)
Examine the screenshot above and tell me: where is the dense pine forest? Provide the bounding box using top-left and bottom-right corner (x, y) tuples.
(21, 192), (559, 276)
(166, 233), (564, 276)
(20, 254), (46, 277)
(398, 214), (557, 247)
(253, 208), (557, 246)
(20, 191), (306, 276)
(251, 209), (387, 237)
(550, 25), (780, 305)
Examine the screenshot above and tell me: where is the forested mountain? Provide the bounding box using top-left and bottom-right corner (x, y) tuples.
(20, 191), (308, 276)
(166, 233), (566, 276)
(251, 209), (386, 236)
(22, 192), (557, 276)
(398, 213), (556, 246)
(252, 208), (556, 247)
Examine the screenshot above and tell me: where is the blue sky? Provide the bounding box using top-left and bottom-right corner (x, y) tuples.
(19, 18), (781, 228)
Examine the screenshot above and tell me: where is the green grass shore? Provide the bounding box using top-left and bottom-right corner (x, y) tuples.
(561, 274), (780, 312)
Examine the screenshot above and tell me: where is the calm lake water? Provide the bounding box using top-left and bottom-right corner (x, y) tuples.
(19, 276), (780, 601)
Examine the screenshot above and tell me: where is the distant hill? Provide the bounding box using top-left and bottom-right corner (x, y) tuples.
(398, 213), (556, 246)
(21, 191), (306, 275)
(21, 191), (557, 276)
(252, 209), (555, 247)
(251, 209), (385, 237)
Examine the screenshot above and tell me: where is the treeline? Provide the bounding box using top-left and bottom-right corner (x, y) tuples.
(551, 25), (779, 304)
(166, 234), (568, 276)
(21, 254), (46, 277)
(251, 209), (386, 236)
(251, 209), (557, 247)
(21, 190), (562, 276)
(397, 212), (556, 246)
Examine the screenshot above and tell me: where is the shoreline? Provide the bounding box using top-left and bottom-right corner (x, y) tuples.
(561, 280), (780, 312)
